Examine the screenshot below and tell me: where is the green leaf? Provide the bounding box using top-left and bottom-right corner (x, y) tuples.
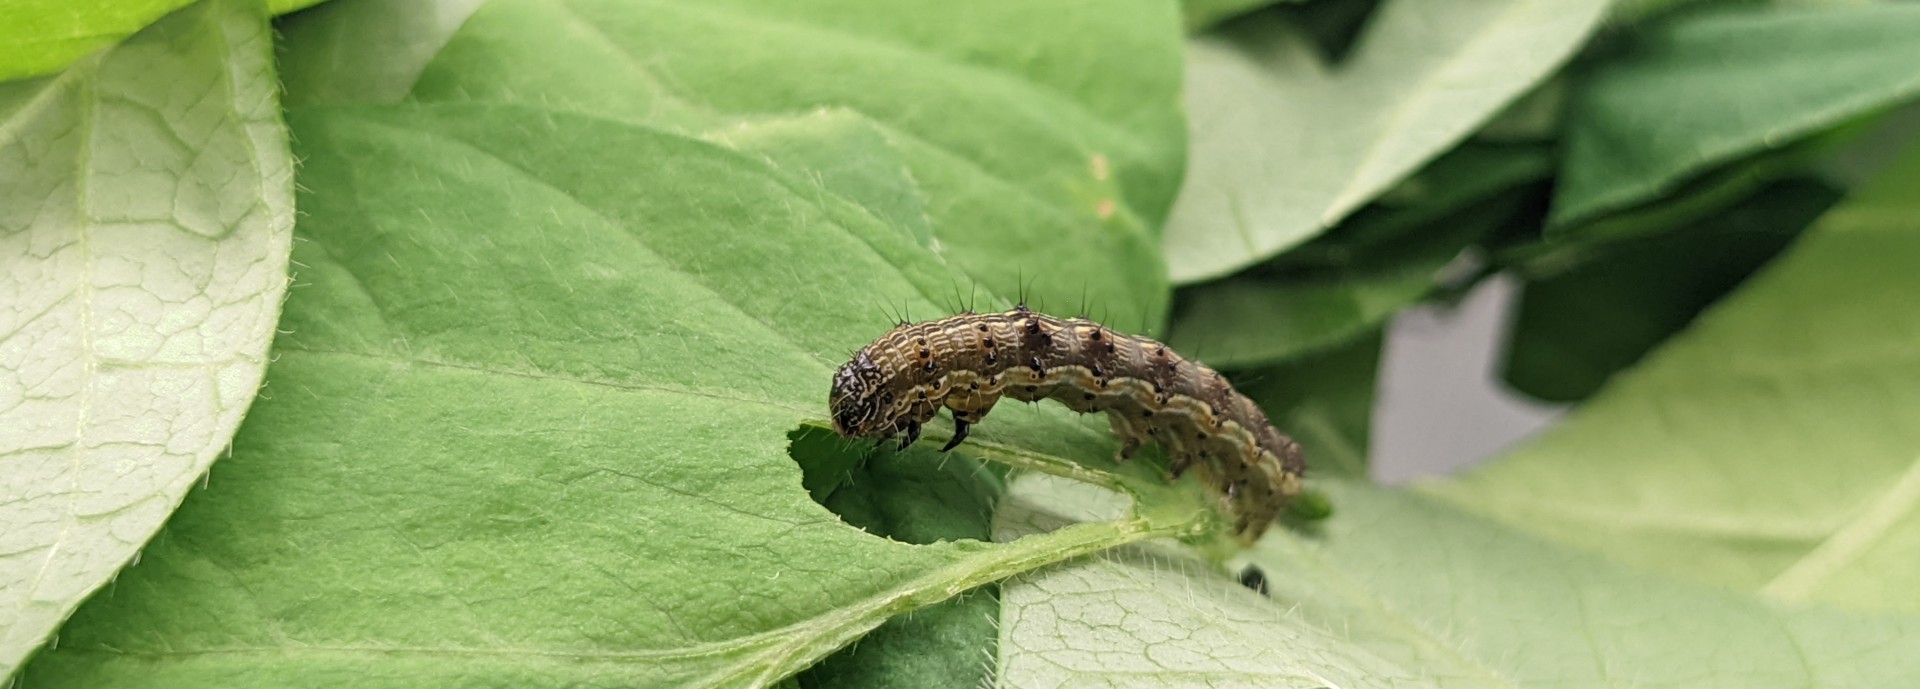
(0, 0), (329, 81)
(1552, 3), (1920, 225)
(1164, 142), (1545, 370)
(0, 1), (196, 81)
(1504, 178), (1840, 402)
(1432, 139), (1920, 611)
(19, 102), (1200, 689)
(0, 0), (292, 677)
(1181, 0), (1302, 33)
(397, 0), (1186, 325)
(1234, 333), (1383, 480)
(993, 475), (1447, 689)
(267, 0), (332, 14)
(795, 434), (1003, 689)
(20, 1), (1199, 682)
(275, 0), (486, 108)
(1163, 0), (1606, 283)
(1163, 270), (1425, 370)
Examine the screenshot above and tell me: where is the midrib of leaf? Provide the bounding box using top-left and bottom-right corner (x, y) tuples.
(1764, 451), (1920, 602)
(280, 347), (815, 417)
(719, 516), (1182, 688)
(12, 65), (99, 665)
(32, 494), (1184, 689)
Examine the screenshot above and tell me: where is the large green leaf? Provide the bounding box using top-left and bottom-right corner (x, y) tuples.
(1432, 140), (1920, 611)
(386, 0), (1185, 325)
(1552, 3), (1920, 226)
(1163, 0), (1606, 283)
(18, 102), (1203, 689)
(19, 1), (1202, 684)
(0, 1), (196, 81)
(0, 0), (292, 677)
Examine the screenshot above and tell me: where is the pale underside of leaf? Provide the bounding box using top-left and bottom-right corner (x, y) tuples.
(0, 0), (293, 678)
(1162, 0), (1607, 283)
(994, 476), (1920, 689)
(992, 476), (1464, 689)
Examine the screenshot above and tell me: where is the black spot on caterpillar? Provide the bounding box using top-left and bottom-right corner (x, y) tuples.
(829, 306), (1305, 541)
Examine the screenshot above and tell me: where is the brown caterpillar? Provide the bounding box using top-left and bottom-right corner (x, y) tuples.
(829, 306), (1305, 541)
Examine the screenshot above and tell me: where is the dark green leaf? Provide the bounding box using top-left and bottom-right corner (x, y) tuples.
(1504, 178), (1841, 402)
(1553, 3), (1920, 225)
(1182, 0), (1304, 33)
(796, 437), (1003, 689)
(1235, 332), (1384, 480)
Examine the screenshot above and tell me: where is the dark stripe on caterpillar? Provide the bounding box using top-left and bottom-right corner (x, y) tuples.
(828, 306), (1305, 542)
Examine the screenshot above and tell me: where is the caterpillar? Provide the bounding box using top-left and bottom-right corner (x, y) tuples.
(828, 306), (1305, 541)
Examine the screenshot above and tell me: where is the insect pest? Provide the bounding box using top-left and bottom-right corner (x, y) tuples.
(828, 305), (1305, 541)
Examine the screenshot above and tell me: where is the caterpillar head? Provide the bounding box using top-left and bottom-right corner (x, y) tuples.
(829, 352), (889, 438)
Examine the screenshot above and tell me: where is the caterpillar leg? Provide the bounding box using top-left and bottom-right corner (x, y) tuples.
(940, 420), (971, 452)
(1106, 412), (1145, 462)
(1169, 454), (1194, 479)
(940, 393), (1001, 453)
(897, 420), (922, 450)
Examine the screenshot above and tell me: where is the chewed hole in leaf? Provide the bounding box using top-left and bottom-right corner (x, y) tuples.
(787, 424), (1007, 544)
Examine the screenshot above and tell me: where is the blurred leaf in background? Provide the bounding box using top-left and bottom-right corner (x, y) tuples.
(1552, 3), (1920, 226)
(1166, 142), (1549, 369)
(1504, 178), (1841, 402)
(1163, 0), (1606, 283)
(1437, 143), (1920, 607)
